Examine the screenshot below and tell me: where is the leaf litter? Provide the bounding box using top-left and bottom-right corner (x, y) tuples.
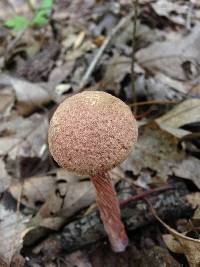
(0, 0), (200, 266)
(0, 203), (30, 265)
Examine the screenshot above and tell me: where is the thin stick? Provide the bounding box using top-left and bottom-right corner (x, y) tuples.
(186, 1), (194, 31)
(6, 27), (28, 53)
(129, 99), (178, 107)
(131, 0), (139, 113)
(78, 12), (134, 91)
(120, 185), (171, 207)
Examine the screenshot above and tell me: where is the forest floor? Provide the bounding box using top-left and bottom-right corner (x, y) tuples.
(0, 0), (200, 266)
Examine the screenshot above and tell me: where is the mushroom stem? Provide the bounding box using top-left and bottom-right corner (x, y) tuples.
(91, 172), (129, 252)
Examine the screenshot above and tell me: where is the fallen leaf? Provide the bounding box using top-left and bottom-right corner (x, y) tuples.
(12, 78), (52, 115)
(30, 168), (123, 230)
(73, 31), (86, 49)
(0, 114), (48, 178)
(103, 53), (131, 94)
(135, 73), (186, 101)
(0, 203), (30, 264)
(0, 137), (20, 157)
(136, 26), (200, 82)
(121, 123), (184, 181)
(162, 234), (183, 254)
(55, 83), (72, 96)
(151, 0), (188, 25)
(49, 61), (75, 87)
(9, 175), (55, 209)
(186, 193), (200, 224)
(158, 215), (200, 267)
(156, 98), (200, 138)
(0, 88), (14, 117)
(136, 26), (200, 98)
(0, 159), (12, 193)
(0, 114), (48, 159)
(0, 74), (52, 115)
(173, 157), (200, 189)
(36, 179), (95, 229)
(121, 123), (200, 187)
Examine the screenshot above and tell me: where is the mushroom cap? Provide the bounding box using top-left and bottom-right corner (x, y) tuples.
(48, 91), (138, 176)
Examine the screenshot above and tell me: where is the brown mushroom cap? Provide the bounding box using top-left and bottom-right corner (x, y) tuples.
(48, 91), (138, 176)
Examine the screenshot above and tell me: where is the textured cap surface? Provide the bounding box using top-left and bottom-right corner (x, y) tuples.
(48, 91), (138, 175)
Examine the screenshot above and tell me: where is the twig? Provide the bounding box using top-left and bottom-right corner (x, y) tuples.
(78, 12), (134, 91)
(120, 185), (172, 207)
(186, 1), (194, 31)
(129, 99), (178, 107)
(131, 0), (139, 113)
(6, 26), (28, 53)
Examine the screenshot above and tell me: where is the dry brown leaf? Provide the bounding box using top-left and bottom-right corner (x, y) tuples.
(0, 114), (48, 160)
(151, 0), (188, 25)
(48, 61), (75, 102)
(0, 74), (52, 115)
(0, 204), (30, 265)
(156, 98), (200, 138)
(9, 175), (55, 209)
(136, 26), (200, 97)
(36, 180), (95, 230)
(135, 73), (186, 101)
(73, 31), (86, 49)
(27, 181), (94, 231)
(173, 158), (200, 189)
(0, 160), (12, 193)
(121, 123), (184, 181)
(66, 39), (95, 61)
(136, 26), (200, 82)
(0, 89), (14, 117)
(0, 137), (20, 157)
(187, 193), (200, 224)
(158, 216), (200, 267)
(103, 53), (130, 95)
(121, 123), (200, 187)
(162, 234), (183, 254)
(29, 168), (123, 230)
(12, 79), (51, 115)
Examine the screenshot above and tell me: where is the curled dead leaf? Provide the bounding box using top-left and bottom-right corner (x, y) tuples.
(156, 213), (200, 267)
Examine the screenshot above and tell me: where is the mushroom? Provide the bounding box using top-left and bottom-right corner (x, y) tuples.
(48, 91), (138, 252)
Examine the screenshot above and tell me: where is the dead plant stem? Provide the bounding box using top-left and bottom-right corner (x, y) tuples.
(129, 99), (178, 107)
(131, 0), (139, 114)
(120, 185), (171, 207)
(78, 12), (134, 91)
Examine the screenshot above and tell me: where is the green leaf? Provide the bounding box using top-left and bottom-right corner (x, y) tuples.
(31, 10), (48, 26)
(40, 0), (53, 9)
(4, 16), (29, 31)
(4, 0), (53, 31)
(31, 0), (53, 27)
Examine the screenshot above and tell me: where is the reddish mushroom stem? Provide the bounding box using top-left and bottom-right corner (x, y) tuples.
(91, 172), (129, 252)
